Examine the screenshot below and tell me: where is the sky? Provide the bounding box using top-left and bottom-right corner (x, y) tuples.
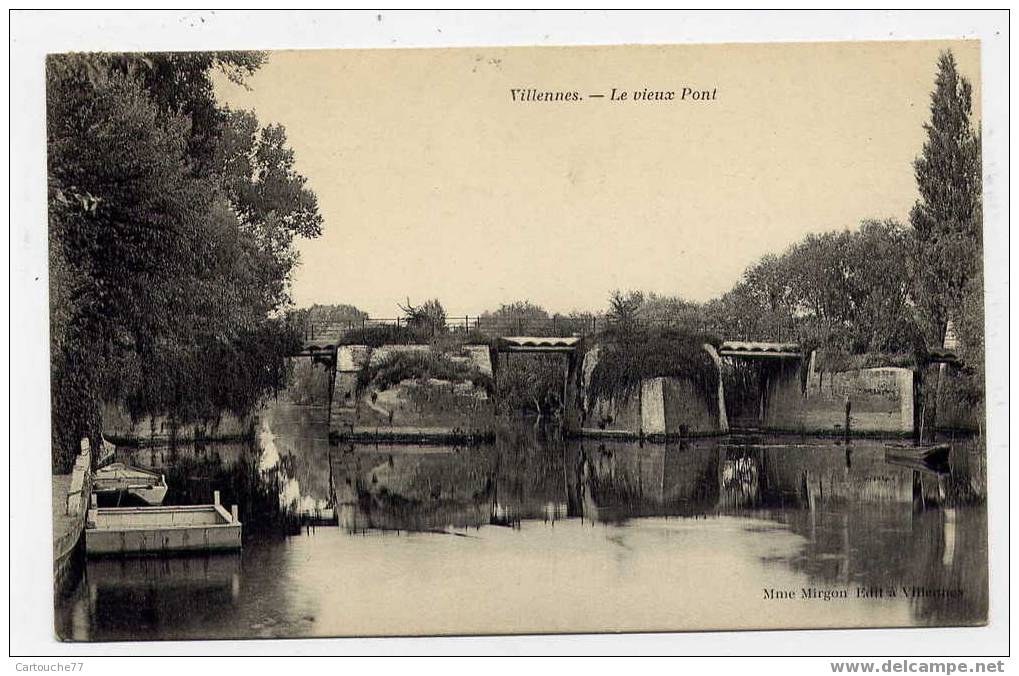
(213, 40), (980, 318)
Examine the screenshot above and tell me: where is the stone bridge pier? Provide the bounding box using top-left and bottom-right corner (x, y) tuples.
(495, 336), (586, 436)
(719, 342), (915, 435)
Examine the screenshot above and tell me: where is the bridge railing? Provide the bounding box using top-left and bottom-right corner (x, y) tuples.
(294, 315), (771, 345)
(298, 316), (602, 343)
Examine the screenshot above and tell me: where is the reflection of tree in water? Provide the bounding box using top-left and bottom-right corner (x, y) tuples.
(767, 503), (986, 626)
(149, 440), (301, 538)
(905, 508), (988, 625)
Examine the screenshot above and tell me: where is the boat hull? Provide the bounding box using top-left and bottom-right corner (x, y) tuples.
(93, 463), (168, 507)
(884, 443), (950, 466)
(93, 484), (169, 508)
(86, 504), (241, 557)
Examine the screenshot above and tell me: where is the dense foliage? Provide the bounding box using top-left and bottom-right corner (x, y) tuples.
(296, 303), (369, 328)
(704, 219), (921, 356)
(356, 351), (494, 395)
(494, 352), (568, 417)
(48, 52), (321, 470)
(479, 300), (593, 337)
(909, 52), (984, 413)
(588, 325), (721, 408)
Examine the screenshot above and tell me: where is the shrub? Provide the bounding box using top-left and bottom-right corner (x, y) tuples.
(588, 325), (721, 408)
(356, 350), (494, 395)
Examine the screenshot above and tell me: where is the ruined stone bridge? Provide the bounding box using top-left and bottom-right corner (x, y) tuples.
(291, 334), (948, 442)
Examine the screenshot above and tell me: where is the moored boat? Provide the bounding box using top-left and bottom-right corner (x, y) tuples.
(95, 437), (117, 468)
(93, 462), (168, 507)
(86, 491), (242, 556)
(883, 442), (950, 466)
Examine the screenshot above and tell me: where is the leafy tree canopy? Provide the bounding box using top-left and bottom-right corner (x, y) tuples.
(48, 51), (321, 470)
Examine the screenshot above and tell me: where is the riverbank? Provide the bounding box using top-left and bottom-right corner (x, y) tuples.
(52, 474), (84, 596)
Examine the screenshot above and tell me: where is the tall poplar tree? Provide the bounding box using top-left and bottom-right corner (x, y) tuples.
(909, 50), (982, 349)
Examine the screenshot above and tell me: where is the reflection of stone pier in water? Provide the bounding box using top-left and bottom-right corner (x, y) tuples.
(329, 443), (500, 532)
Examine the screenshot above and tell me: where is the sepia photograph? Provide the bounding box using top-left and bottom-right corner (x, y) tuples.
(8, 9), (1009, 661)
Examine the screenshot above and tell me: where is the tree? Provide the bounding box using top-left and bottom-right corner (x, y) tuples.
(399, 298), (447, 337)
(48, 58), (214, 468)
(47, 52), (321, 470)
(297, 303), (369, 333)
(607, 290), (644, 328)
(705, 221), (919, 355)
(848, 220), (920, 353)
(109, 51), (267, 178)
(909, 50), (982, 349)
(481, 300), (549, 336)
(707, 254), (797, 342)
(626, 292), (712, 331)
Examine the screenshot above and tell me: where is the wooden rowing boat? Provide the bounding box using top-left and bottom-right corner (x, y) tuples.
(883, 442), (951, 466)
(95, 437), (117, 468)
(93, 462), (168, 507)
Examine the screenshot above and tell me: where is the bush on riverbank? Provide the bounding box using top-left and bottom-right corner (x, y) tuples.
(494, 353), (567, 417)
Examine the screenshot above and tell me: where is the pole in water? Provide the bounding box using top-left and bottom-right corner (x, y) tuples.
(844, 396), (852, 443)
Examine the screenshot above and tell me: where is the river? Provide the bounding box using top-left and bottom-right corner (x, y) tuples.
(55, 402), (987, 640)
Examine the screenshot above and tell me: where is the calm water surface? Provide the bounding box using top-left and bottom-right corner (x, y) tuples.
(56, 403), (987, 640)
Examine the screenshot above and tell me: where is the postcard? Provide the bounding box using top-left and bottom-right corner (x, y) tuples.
(44, 37), (989, 641)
